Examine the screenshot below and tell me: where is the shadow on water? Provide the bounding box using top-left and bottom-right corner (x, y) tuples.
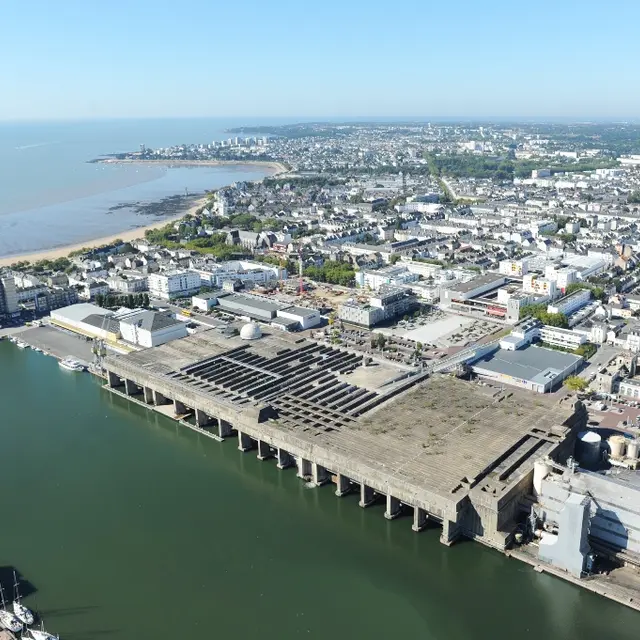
(0, 566), (36, 599)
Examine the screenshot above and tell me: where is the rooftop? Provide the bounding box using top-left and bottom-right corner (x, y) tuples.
(106, 331), (578, 505)
(473, 345), (582, 385)
(449, 273), (505, 294)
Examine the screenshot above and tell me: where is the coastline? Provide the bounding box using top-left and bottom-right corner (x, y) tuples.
(97, 158), (289, 174)
(0, 160), (288, 268)
(0, 196), (209, 267)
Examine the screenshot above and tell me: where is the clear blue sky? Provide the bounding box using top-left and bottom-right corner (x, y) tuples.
(2, 0), (638, 121)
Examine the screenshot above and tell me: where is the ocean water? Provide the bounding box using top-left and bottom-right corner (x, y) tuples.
(1, 342), (639, 639)
(0, 118), (295, 258)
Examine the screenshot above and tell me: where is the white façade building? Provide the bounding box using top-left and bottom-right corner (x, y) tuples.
(117, 308), (188, 348)
(148, 270), (200, 300)
(547, 289), (591, 316)
(192, 260), (286, 288)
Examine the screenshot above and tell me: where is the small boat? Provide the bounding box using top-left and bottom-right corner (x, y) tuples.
(59, 357), (85, 372)
(28, 622), (59, 640)
(11, 571), (34, 626)
(15, 341), (28, 349)
(0, 584), (22, 633)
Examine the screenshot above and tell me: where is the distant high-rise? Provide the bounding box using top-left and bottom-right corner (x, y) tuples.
(0, 273), (19, 318)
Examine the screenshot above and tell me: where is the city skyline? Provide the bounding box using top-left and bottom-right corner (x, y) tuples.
(2, 0), (640, 121)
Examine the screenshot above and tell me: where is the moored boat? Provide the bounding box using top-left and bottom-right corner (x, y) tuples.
(11, 571), (34, 626)
(59, 357), (85, 372)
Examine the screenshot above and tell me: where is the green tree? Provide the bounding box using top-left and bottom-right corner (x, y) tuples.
(142, 293), (150, 308)
(627, 190), (640, 204)
(565, 375), (588, 391)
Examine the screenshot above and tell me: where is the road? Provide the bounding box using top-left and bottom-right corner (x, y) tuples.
(150, 298), (228, 329)
(582, 343), (619, 380)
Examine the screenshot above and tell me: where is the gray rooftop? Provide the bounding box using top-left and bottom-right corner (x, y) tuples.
(473, 345), (582, 386)
(449, 273), (505, 294)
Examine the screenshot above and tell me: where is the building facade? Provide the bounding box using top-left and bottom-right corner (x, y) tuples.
(149, 271), (201, 300)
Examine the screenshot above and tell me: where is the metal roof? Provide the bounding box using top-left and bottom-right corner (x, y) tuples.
(472, 345), (582, 386)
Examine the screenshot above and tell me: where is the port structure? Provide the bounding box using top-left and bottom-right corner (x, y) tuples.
(104, 329), (585, 550)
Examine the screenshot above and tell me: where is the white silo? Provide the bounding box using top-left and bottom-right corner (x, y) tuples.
(533, 458), (552, 496)
(576, 431), (602, 467)
(626, 439), (639, 461)
(608, 435), (627, 460)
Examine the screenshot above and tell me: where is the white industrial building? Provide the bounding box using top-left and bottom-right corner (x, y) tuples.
(471, 345), (582, 394)
(50, 303), (187, 347)
(117, 309), (188, 348)
(148, 270), (201, 300)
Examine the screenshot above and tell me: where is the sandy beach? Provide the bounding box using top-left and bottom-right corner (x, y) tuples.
(0, 196), (209, 267)
(99, 158), (289, 174)
(0, 159), (289, 268)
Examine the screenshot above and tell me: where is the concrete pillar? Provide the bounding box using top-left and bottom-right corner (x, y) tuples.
(296, 457), (312, 480)
(218, 419), (233, 439)
(312, 463), (330, 487)
(195, 409), (210, 428)
(153, 390), (169, 405)
(359, 484), (375, 508)
(257, 440), (272, 461)
(276, 448), (293, 469)
(143, 387), (154, 405)
(107, 370), (119, 388)
(237, 430), (253, 452)
(385, 495), (401, 520)
(335, 474), (351, 497)
(412, 507), (428, 532)
(173, 399), (187, 416)
(440, 519), (461, 546)
(124, 379), (138, 396)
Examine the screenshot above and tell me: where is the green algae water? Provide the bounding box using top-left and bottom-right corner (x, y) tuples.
(1, 340), (639, 639)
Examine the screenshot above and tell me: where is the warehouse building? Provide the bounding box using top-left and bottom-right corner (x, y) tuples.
(471, 345), (582, 393)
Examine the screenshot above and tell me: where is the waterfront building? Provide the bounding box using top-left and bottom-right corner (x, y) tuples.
(117, 309), (188, 348)
(0, 273), (19, 319)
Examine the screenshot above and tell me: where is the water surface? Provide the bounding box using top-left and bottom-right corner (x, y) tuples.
(0, 342), (639, 639)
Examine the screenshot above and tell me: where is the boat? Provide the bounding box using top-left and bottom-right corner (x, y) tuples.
(11, 572), (34, 626)
(0, 584), (22, 633)
(58, 357), (85, 372)
(15, 341), (28, 349)
(27, 622), (59, 640)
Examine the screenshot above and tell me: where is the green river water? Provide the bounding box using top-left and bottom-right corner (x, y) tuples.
(1, 341), (639, 639)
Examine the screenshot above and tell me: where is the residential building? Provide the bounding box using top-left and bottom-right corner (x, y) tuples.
(499, 259), (529, 277)
(539, 326), (587, 350)
(0, 274), (19, 318)
(547, 289), (591, 316)
(148, 270), (201, 300)
(338, 286), (417, 327)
